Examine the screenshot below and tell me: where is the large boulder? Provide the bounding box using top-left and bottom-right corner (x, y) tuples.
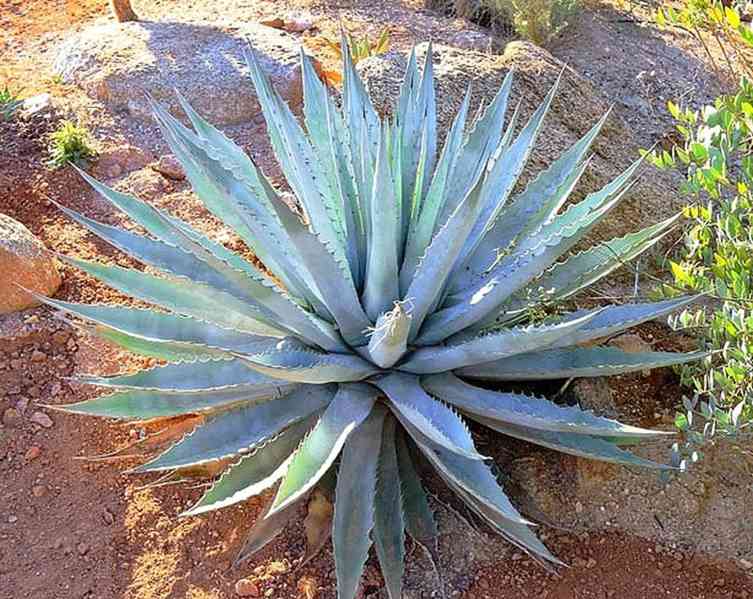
(358, 42), (684, 263)
(0, 214), (61, 314)
(53, 21), (303, 125)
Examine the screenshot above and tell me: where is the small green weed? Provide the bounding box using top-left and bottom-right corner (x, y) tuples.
(0, 87), (23, 121)
(48, 120), (97, 168)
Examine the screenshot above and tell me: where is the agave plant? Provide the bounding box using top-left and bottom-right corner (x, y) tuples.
(46, 41), (705, 598)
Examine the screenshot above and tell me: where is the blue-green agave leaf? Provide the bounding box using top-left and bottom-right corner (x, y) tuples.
(373, 414), (406, 599)
(58, 384), (296, 421)
(333, 403), (386, 599)
(375, 373), (485, 461)
(457, 347), (709, 380)
(395, 430), (437, 550)
(423, 372), (669, 440)
(473, 415), (671, 469)
(270, 383), (378, 513)
(133, 385), (336, 472)
(236, 339), (379, 383)
(404, 309), (600, 373)
(77, 357), (283, 392)
(184, 415), (317, 516)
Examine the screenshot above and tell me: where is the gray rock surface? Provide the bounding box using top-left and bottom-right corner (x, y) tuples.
(0, 214), (61, 315)
(53, 21), (303, 125)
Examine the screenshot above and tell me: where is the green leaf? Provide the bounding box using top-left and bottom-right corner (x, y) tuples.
(404, 309), (600, 373)
(375, 373), (485, 461)
(77, 357), (282, 391)
(373, 415), (406, 599)
(271, 383), (378, 513)
(184, 416), (317, 516)
(395, 430), (437, 550)
(134, 385), (336, 472)
(58, 383), (296, 420)
(333, 404), (386, 599)
(457, 347), (709, 380)
(473, 415), (671, 469)
(236, 339), (379, 384)
(423, 373), (669, 440)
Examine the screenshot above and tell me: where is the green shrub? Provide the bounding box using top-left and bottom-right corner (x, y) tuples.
(485, 0), (579, 44)
(48, 43), (701, 596)
(0, 87), (23, 121)
(647, 79), (753, 456)
(48, 120), (97, 168)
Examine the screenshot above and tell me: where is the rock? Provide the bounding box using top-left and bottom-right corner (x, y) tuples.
(8, 515), (18, 524)
(0, 214), (62, 314)
(259, 17), (285, 29)
(93, 145), (153, 181)
(570, 377), (617, 418)
(20, 93), (53, 119)
(283, 13), (314, 33)
(54, 21), (303, 125)
(2, 407), (21, 427)
(357, 42), (684, 265)
(235, 578), (260, 597)
(151, 155), (185, 180)
(32, 484), (45, 497)
(31, 349), (46, 362)
(448, 29), (493, 52)
(609, 333), (653, 354)
(77, 542), (90, 556)
(25, 446), (41, 461)
(30, 411), (53, 428)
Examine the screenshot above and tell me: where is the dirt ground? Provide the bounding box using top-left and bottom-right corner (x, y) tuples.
(2, 1), (753, 598)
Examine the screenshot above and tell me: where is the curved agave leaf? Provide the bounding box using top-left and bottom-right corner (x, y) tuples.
(333, 404), (386, 599)
(438, 71), (513, 225)
(84, 323), (223, 362)
(395, 430), (437, 551)
(375, 373), (485, 461)
(77, 357), (283, 392)
(399, 416), (531, 526)
(405, 167), (486, 340)
(62, 256), (287, 338)
(453, 110), (610, 293)
(374, 415), (406, 599)
(133, 384), (336, 472)
(457, 347), (709, 381)
(245, 48), (350, 279)
(473, 415), (671, 469)
(402, 310), (600, 373)
(58, 384), (296, 420)
(236, 340), (379, 383)
(270, 383), (378, 514)
(362, 123), (400, 320)
(150, 99), (317, 303)
(454, 73), (560, 273)
(418, 158), (642, 345)
(423, 372), (669, 440)
(401, 87), (471, 290)
(546, 296), (700, 349)
(34, 297), (271, 354)
(507, 215), (682, 314)
(184, 416), (317, 516)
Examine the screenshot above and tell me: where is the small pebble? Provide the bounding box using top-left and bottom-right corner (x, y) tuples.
(32, 485), (45, 497)
(2, 408), (21, 427)
(31, 349), (46, 362)
(25, 446), (41, 461)
(77, 542), (89, 556)
(235, 578), (260, 597)
(8, 515), (18, 524)
(30, 411), (53, 428)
